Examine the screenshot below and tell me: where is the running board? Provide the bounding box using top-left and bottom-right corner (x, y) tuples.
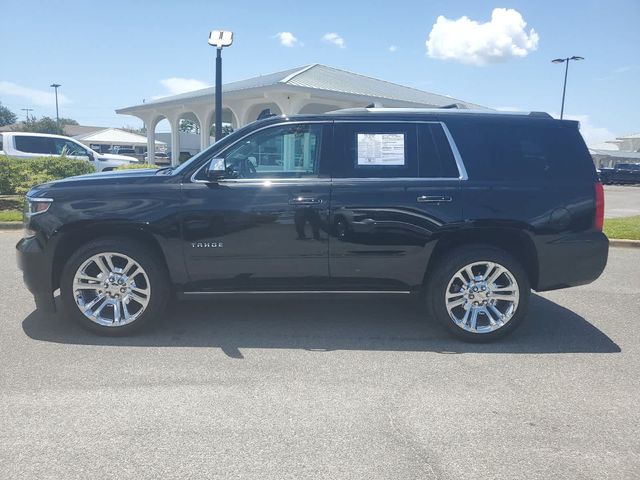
(179, 290), (412, 297)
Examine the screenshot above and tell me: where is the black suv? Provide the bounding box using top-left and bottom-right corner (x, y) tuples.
(17, 109), (608, 340)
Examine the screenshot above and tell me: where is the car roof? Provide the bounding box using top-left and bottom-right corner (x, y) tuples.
(1, 132), (74, 139)
(252, 108), (558, 126)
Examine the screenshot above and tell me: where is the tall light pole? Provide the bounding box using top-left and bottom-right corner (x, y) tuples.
(208, 30), (233, 142)
(551, 56), (584, 119)
(50, 83), (61, 127)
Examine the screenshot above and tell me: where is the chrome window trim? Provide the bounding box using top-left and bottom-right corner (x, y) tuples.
(189, 119), (468, 184)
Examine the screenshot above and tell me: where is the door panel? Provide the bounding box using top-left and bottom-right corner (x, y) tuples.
(181, 179), (330, 291)
(328, 122), (463, 290)
(181, 122), (332, 292)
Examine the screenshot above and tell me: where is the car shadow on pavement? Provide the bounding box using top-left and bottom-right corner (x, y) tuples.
(21, 293), (621, 357)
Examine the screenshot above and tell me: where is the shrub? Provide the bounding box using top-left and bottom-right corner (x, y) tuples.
(0, 155), (95, 195)
(116, 163), (159, 170)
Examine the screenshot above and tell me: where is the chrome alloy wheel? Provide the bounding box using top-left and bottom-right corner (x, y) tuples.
(445, 261), (519, 334)
(73, 252), (151, 327)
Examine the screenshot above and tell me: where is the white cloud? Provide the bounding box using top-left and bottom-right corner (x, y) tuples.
(560, 114), (616, 147)
(153, 78), (209, 99)
(275, 32), (299, 47)
(0, 81), (70, 107)
(322, 32), (346, 48)
(426, 8), (539, 66)
(388, 45), (398, 53)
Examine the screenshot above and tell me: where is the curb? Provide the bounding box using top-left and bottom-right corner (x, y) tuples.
(609, 239), (640, 249)
(0, 222), (22, 230)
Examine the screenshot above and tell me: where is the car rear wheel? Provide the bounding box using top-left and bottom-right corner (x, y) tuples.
(425, 246), (530, 341)
(60, 238), (170, 335)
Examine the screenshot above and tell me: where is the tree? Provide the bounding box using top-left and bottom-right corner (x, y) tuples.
(122, 125), (147, 135)
(14, 116), (78, 135)
(179, 119), (200, 134)
(209, 123), (234, 139)
(0, 102), (17, 127)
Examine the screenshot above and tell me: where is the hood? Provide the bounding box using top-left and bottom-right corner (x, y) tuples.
(99, 153), (138, 163)
(28, 168), (162, 194)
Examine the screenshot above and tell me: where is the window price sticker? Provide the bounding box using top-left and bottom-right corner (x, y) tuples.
(357, 133), (405, 166)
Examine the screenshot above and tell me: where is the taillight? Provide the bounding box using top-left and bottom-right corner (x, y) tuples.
(594, 182), (604, 231)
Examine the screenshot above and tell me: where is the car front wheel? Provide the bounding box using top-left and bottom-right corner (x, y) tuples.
(426, 246), (530, 341)
(60, 238), (170, 335)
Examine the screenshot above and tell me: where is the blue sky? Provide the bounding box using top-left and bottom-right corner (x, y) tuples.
(2, 0), (639, 145)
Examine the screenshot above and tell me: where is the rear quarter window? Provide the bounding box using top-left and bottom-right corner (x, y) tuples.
(446, 119), (596, 182)
(14, 136), (56, 155)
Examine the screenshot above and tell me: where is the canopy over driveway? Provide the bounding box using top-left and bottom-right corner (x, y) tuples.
(116, 64), (486, 165)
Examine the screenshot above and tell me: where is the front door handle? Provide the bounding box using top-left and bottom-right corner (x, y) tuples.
(417, 195), (452, 203)
(289, 196), (323, 205)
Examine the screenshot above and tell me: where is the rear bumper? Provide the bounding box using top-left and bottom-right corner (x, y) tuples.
(16, 236), (56, 312)
(535, 231), (609, 291)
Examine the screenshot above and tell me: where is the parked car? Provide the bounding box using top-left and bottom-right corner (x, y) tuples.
(598, 162), (640, 185)
(17, 108), (608, 340)
(112, 147), (137, 156)
(0, 132), (138, 171)
(144, 151), (170, 164)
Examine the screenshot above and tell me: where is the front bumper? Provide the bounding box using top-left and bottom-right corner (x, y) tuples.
(16, 236), (56, 312)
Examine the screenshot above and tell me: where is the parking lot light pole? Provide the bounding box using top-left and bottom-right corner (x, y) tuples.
(551, 56), (584, 119)
(208, 30), (234, 142)
(50, 83), (61, 128)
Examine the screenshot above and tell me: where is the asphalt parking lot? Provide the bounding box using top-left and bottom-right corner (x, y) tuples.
(604, 185), (640, 218)
(1, 230), (639, 480)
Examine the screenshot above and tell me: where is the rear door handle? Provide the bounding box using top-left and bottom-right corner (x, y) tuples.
(289, 196), (323, 205)
(417, 195), (452, 203)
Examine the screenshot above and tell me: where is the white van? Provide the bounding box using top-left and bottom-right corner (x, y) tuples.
(0, 132), (138, 171)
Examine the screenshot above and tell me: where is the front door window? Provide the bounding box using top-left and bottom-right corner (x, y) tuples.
(223, 124), (323, 179)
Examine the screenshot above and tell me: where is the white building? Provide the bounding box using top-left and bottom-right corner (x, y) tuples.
(73, 127), (166, 155)
(116, 64), (486, 165)
(590, 132), (640, 168)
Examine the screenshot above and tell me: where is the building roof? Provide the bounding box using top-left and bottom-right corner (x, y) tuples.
(117, 64), (487, 113)
(74, 128), (165, 146)
(589, 149), (640, 159)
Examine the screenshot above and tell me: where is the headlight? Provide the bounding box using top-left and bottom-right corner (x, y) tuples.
(23, 197), (53, 237)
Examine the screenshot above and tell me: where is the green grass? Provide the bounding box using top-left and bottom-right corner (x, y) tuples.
(0, 210), (22, 222)
(604, 215), (640, 240)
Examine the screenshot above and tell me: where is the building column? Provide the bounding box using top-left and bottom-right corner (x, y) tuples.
(146, 129), (156, 165)
(168, 115), (181, 167)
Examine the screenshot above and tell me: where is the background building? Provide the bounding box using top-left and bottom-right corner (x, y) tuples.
(590, 132), (640, 168)
(116, 64), (487, 165)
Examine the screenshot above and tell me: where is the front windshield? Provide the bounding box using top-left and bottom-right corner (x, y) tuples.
(170, 121), (265, 176)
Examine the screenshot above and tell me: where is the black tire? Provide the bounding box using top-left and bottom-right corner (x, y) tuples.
(60, 237), (170, 336)
(425, 245), (530, 342)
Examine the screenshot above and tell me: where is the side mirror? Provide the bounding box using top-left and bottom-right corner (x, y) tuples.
(206, 158), (226, 181)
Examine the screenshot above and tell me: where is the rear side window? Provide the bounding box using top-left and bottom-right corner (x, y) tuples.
(418, 124), (460, 178)
(0, 135), (3, 152)
(333, 123), (417, 178)
(14, 136), (56, 155)
(446, 120), (596, 182)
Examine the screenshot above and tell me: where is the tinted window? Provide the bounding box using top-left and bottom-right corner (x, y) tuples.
(446, 120), (596, 182)
(0, 135), (3, 152)
(53, 139), (88, 156)
(14, 136), (56, 154)
(418, 124), (459, 178)
(223, 123), (324, 178)
(334, 123), (417, 178)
